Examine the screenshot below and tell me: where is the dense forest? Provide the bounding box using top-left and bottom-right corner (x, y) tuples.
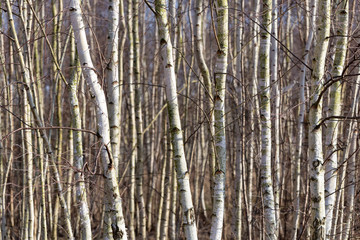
(0, 0), (359, 239)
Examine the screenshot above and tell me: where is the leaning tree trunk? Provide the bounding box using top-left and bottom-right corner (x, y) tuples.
(69, 0), (127, 239)
(308, 0), (331, 237)
(153, 0), (198, 238)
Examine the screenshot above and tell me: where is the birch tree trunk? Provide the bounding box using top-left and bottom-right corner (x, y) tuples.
(69, 0), (127, 239)
(308, 0), (331, 237)
(210, 0), (228, 238)
(153, 0), (198, 238)
(248, 0), (261, 237)
(126, 0), (137, 238)
(339, 64), (360, 238)
(270, 0), (280, 235)
(194, 0), (216, 200)
(324, 0), (348, 236)
(259, 0), (277, 237)
(235, 1), (244, 237)
(24, 93), (35, 240)
(292, 1), (317, 238)
(106, 0), (120, 177)
(133, 0), (147, 237)
(69, 58), (93, 240)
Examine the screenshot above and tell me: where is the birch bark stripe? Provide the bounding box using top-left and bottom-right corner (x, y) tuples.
(210, 0), (228, 239)
(69, 0), (127, 239)
(324, 0), (348, 236)
(308, 0), (331, 237)
(292, 0), (317, 238)
(69, 59), (92, 240)
(259, 0), (277, 238)
(154, 0), (198, 238)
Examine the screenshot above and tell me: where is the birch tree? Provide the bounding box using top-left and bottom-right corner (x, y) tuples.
(258, 0), (277, 237)
(324, 0), (348, 236)
(153, 0), (198, 238)
(69, 0), (127, 238)
(292, 0), (317, 238)
(308, 0), (331, 237)
(210, 0), (228, 238)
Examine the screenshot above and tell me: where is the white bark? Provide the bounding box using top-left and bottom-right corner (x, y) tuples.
(126, 0), (136, 238)
(308, 0), (331, 237)
(106, 0), (120, 174)
(292, 1), (317, 238)
(324, 0), (348, 236)
(69, 59), (92, 240)
(270, 0), (280, 235)
(210, 0), (228, 239)
(154, 0), (198, 238)
(342, 124), (357, 240)
(133, 0), (147, 237)
(194, 0), (216, 200)
(235, 0), (244, 237)
(259, 0), (277, 238)
(247, 0), (261, 237)
(69, 1), (127, 239)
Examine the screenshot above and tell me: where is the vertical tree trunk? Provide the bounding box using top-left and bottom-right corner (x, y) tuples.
(106, 0), (120, 177)
(308, 0), (331, 237)
(24, 93), (35, 240)
(210, 0), (228, 238)
(153, 0), (198, 238)
(292, 1), (317, 238)
(270, 0), (280, 235)
(247, 0), (261, 237)
(194, 0), (216, 202)
(69, 32), (93, 239)
(259, 0), (277, 238)
(127, 0), (137, 238)
(324, 0), (348, 236)
(133, 0), (147, 237)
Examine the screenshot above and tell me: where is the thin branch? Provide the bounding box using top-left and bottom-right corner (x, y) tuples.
(315, 116), (360, 129)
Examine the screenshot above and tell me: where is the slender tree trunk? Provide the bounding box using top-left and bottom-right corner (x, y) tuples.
(308, 0), (331, 237)
(324, 0), (348, 236)
(247, 0), (261, 237)
(133, 0), (147, 237)
(106, 0), (120, 178)
(126, 1), (137, 238)
(235, 0), (244, 237)
(270, 0), (281, 235)
(194, 0), (216, 202)
(292, 1), (317, 238)
(153, 0), (198, 238)
(24, 93), (35, 240)
(69, 1), (127, 239)
(210, 0), (228, 238)
(259, 0), (277, 238)
(342, 123), (358, 240)
(69, 34), (92, 239)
